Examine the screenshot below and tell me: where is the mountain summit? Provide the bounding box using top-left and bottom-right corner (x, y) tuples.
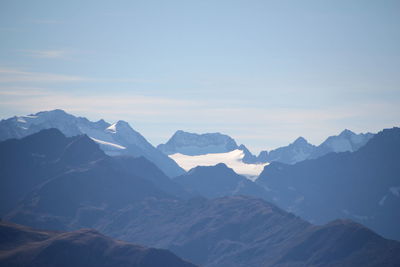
(157, 130), (239, 155)
(309, 129), (374, 159)
(264, 136), (316, 164)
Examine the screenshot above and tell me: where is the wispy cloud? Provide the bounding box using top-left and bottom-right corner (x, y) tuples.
(0, 68), (86, 83)
(21, 50), (70, 59)
(0, 67), (156, 84)
(0, 87), (198, 110)
(0, 86), (49, 96)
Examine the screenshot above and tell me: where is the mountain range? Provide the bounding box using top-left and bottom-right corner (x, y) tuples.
(158, 129), (374, 172)
(1, 128), (400, 266)
(256, 127), (400, 241)
(0, 109), (184, 177)
(0, 110), (374, 177)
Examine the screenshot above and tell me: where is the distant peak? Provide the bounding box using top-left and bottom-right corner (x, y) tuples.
(172, 130), (228, 138)
(293, 136), (308, 145)
(31, 109), (76, 121)
(339, 129), (355, 136)
(172, 130), (190, 137)
(47, 109), (68, 114)
(107, 120), (132, 133)
(188, 162), (233, 174)
(35, 109), (68, 116)
(115, 120), (131, 127)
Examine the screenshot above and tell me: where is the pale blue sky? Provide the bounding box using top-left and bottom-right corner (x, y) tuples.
(0, 0), (399, 152)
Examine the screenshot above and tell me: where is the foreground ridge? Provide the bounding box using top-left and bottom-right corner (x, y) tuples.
(0, 221), (197, 267)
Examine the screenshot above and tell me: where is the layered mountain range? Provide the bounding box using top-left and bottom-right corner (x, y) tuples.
(1, 128), (400, 266)
(158, 129), (374, 165)
(256, 127), (400, 241)
(0, 109), (184, 177)
(0, 110), (374, 178)
(1, 110), (399, 266)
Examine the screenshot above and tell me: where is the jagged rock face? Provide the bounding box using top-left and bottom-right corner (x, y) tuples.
(0, 109), (185, 177)
(157, 130), (239, 156)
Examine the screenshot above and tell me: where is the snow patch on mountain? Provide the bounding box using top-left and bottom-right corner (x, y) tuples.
(89, 137), (126, 150)
(169, 149), (268, 181)
(106, 123), (117, 133)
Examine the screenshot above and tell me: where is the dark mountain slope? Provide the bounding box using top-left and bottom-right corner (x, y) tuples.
(111, 155), (190, 199)
(0, 129), (188, 219)
(0, 129), (106, 215)
(96, 196), (400, 267)
(0, 221), (196, 267)
(174, 163), (268, 199)
(256, 127), (400, 241)
(275, 219), (400, 267)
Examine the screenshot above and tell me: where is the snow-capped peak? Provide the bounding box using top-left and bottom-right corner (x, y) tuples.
(158, 130), (238, 156)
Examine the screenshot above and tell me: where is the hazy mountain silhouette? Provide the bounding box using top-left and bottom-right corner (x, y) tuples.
(264, 137), (316, 164)
(256, 127), (400, 241)
(309, 129), (374, 159)
(0, 129), (188, 220)
(174, 163), (268, 199)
